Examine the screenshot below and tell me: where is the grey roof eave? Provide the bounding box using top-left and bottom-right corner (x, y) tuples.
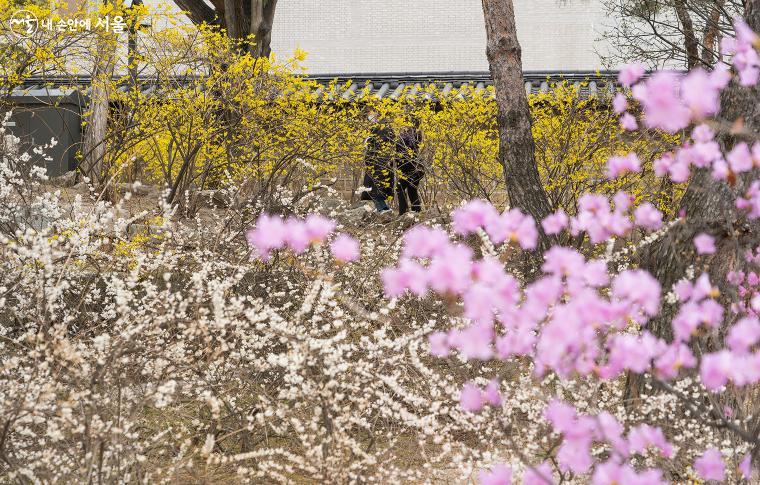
(4, 70), (625, 105)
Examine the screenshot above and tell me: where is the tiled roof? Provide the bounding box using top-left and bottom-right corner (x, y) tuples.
(307, 71), (620, 101)
(6, 71), (620, 103)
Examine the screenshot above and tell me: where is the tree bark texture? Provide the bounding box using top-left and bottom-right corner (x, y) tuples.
(250, 0), (278, 58)
(81, 35), (116, 185)
(173, 0), (217, 25)
(674, 0), (701, 68)
(628, 0), (760, 424)
(224, 0), (249, 40)
(173, 0), (277, 57)
(702, 0), (728, 65)
(642, 0), (760, 347)
(481, 0), (553, 251)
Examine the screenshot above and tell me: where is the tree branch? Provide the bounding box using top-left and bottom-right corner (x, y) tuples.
(173, 0), (218, 25)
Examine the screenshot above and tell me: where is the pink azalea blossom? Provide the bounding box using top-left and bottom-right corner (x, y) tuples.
(427, 244), (473, 295)
(330, 233), (360, 262)
(727, 142), (754, 173)
(674, 278), (694, 301)
(613, 92), (628, 113)
(612, 270), (661, 317)
(246, 214), (288, 261)
(710, 62), (732, 89)
(495, 209), (539, 250)
(523, 462), (555, 485)
(478, 464), (512, 485)
(694, 233), (716, 254)
(541, 209), (569, 235)
(691, 141), (722, 167)
(484, 379), (502, 407)
(728, 270), (746, 285)
(613, 191), (634, 212)
(694, 447), (725, 482)
(727, 317), (760, 353)
(571, 194), (636, 244)
(739, 454), (752, 480)
(284, 217), (311, 253)
(619, 62), (646, 87)
(381, 258), (428, 297)
(653, 153), (674, 177)
(692, 124), (715, 143)
(654, 343), (696, 379)
(304, 214), (336, 242)
(542, 247), (586, 277)
(606, 333), (659, 374)
(607, 153), (641, 179)
(620, 112), (638, 131)
(634, 202), (663, 230)
(672, 301), (703, 341)
(737, 181), (760, 218)
(712, 160), (729, 180)
(691, 273), (716, 301)
(700, 298), (724, 328)
(582, 259), (610, 287)
(544, 400), (578, 434)
(495, 325), (536, 358)
(450, 322), (494, 360)
(628, 424), (674, 458)
(723, 19), (760, 86)
(700, 350), (733, 390)
(463, 283), (498, 325)
(668, 160), (691, 183)
(452, 199), (499, 235)
(402, 225), (450, 258)
(681, 67), (721, 119)
(459, 382), (483, 412)
(557, 438), (593, 474)
(428, 331), (450, 357)
(596, 411), (629, 456)
(632, 71), (691, 133)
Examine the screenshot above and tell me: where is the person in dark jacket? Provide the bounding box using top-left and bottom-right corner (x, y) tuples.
(395, 122), (424, 215)
(361, 109), (395, 212)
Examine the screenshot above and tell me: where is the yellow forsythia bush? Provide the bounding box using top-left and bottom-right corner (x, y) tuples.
(17, 15), (671, 214)
(531, 82), (681, 215)
(108, 28), (374, 207)
(411, 82), (680, 214)
(1, 3), (680, 213)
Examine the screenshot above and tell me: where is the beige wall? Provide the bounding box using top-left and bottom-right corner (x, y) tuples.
(270, 0), (614, 74)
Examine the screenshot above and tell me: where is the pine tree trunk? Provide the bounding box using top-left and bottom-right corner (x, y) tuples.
(481, 0), (553, 251)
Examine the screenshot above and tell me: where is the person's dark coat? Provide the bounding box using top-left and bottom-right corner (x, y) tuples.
(395, 127), (424, 183)
(394, 126), (424, 214)
(361, 124), (395, 201)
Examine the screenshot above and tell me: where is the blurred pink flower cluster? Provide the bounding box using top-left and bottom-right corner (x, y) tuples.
(246, 213), (359, 262)
(722, 18), (760, 86)
(542, 191), (663, 243)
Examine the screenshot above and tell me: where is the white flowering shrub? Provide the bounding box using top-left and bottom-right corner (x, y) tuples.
(0, 147), (522, 482)
(0, 167), (746, 484)
(2, 17), (760, 485)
